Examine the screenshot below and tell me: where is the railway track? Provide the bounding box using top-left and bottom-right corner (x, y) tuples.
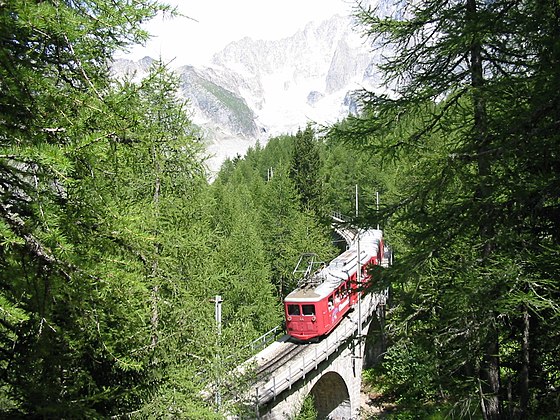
(252, 338), (307, 378)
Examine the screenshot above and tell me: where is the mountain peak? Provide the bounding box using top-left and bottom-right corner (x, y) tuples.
(113, 13), (382, 175)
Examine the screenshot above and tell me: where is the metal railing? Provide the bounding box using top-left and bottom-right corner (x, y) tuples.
(248, 325), (284, 353)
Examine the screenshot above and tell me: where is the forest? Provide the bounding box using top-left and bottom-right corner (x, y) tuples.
(0, 0), (559, 419)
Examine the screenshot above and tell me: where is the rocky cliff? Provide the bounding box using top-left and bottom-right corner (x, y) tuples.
(112, 12), (385, 173)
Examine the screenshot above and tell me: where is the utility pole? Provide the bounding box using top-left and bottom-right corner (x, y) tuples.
(210, 295), (223, 410)
(376, 191), (380, 230)
(355, 185), (362, 341)
(214, 295), (222, 336)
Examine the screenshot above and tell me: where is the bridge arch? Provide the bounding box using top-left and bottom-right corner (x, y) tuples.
(309, 371), (351, 419)
(363, 304), (386, 369)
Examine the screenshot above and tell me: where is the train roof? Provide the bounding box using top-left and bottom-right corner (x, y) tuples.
(285, 229), (383, 303)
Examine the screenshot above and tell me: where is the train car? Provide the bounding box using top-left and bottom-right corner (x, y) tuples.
(284, 229), (384, 341)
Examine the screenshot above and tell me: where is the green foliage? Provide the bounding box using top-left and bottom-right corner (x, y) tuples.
(0, 0), (233, 416)
(261, 165), (334, 296)
(290, 124), (324, 216)
(208, 181), (281, 334)
(321, 132), (390, 226)
(215, 134), (339, 300)
(292, 394), (318, 420)
(378, 344), (440, 405)
(328, 0), (560, 418)
(4, 0), (557, 418)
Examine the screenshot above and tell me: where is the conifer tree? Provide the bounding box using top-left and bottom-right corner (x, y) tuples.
(331, 0), (560, 417)
(0, 1), (220, 416)
(290, 124), (323, 216)
(260, 164), (337, 297)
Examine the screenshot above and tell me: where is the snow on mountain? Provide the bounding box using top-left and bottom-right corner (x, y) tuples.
(112, 10), (388, 175)
(208, 14), (378, 137)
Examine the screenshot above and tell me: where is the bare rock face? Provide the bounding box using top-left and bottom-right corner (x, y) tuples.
(176, 66), (259, 139)
(110, 56), (155, 78)
(111, 0), (402, 173)
(204, 14), (382, 137)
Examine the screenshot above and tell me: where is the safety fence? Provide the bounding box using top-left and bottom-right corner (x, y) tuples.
(248, 325), (284, 353)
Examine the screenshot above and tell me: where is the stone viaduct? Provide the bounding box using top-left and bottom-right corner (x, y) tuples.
(244, 290), (388, 420)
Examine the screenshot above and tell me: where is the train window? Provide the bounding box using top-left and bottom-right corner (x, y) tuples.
(328, 296), (334, 310)
(288, 304), (300, 316)
(302, 305), (315, 316)
(363, 264), (369, 276)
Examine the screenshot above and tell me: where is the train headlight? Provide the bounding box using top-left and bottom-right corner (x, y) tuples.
(312, 316), (316, 322)
(287, 316), (292, 321)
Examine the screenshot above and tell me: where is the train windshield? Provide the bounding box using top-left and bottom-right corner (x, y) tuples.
(287, 304), (300, 315)
(302, 304), (315, 316)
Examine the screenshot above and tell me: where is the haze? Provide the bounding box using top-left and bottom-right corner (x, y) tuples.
(124, 0), (355, 66)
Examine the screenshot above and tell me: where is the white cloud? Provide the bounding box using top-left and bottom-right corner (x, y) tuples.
(122, 0), (355, 66)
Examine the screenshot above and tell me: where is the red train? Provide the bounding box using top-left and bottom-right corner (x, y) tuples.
(284, 229), (385, 341)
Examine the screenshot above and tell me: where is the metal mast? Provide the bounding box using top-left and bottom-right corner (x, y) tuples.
(355, 185), (362, 340)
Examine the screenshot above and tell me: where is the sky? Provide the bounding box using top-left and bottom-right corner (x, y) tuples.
(123, 0), (356, 67)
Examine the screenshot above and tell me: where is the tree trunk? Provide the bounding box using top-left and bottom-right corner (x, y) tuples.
(466, 0), (502, 416)
(481, 319), (502, 420)
(520, 305), (530, 416)
(151, 284), (159, 348)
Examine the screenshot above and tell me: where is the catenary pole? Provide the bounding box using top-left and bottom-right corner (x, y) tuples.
(356, 185), (362, 341)
(211, 295), (223, 410)
(376, 191), (380, 230)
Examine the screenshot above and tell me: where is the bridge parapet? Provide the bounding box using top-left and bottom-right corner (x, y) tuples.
(248, 325), (284, 354)
(331, 213), (358, 247)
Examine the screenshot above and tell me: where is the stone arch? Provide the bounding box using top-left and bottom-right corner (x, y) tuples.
(363, 305), (386, 369)
(309, 371), (351, 419)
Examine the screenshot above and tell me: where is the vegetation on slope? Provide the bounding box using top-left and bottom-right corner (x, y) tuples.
(2, 0), (558, 418)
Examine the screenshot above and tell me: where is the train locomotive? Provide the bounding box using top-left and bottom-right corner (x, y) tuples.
(284, 228), (385, 341)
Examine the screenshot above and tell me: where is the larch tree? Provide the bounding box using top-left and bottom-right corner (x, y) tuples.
(330, 0), (560, 417)
(261, 163), (337, 298)
(290, 124), (323, 217)
(0, 0), (218, 417)
(106, 61), (220, 418)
